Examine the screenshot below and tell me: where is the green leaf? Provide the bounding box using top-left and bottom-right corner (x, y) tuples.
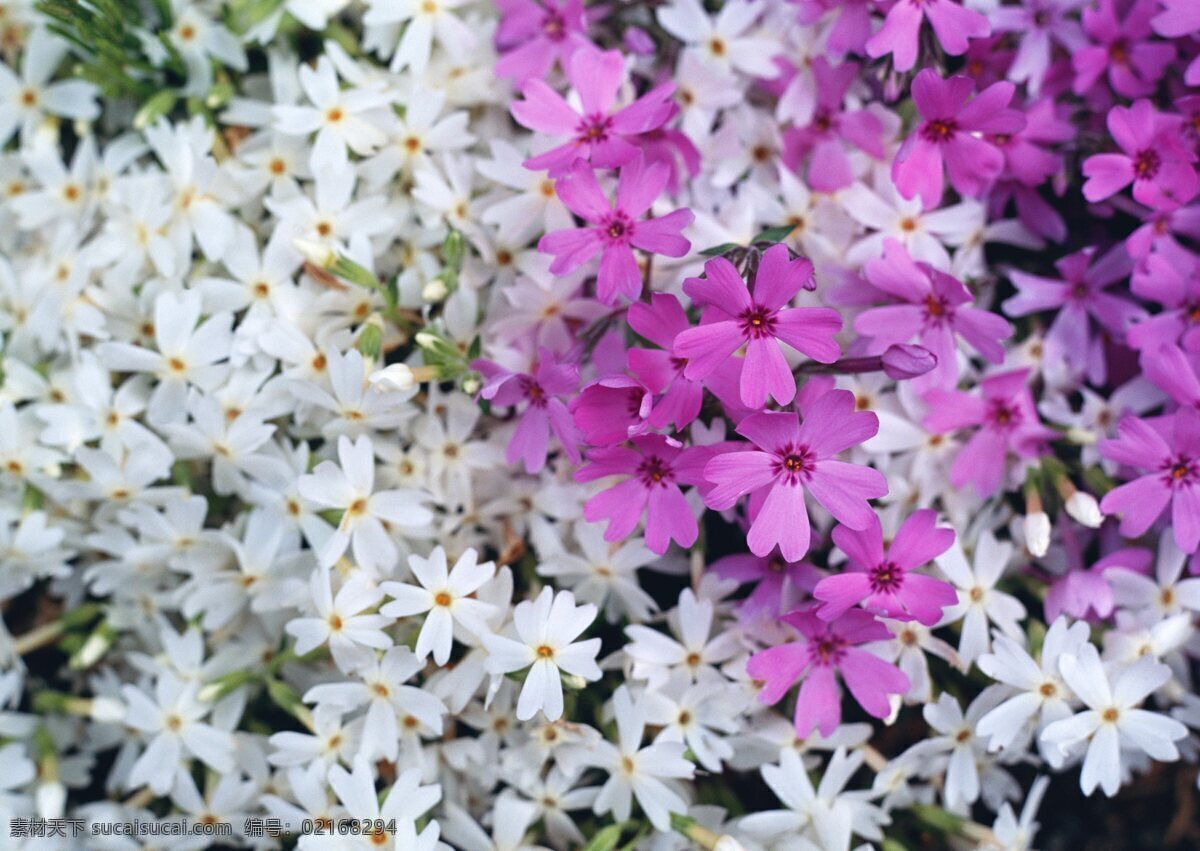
(752, 224), (795, 244)
(699, 242), (739, 257)
(581, 823), (626, 851)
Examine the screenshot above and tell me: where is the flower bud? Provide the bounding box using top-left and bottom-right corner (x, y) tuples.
(369, 364), (416, 392)
(422, 277), (449, 302)
(714, 838), (747, 851)
(293, 238), (335, 268)
(36, 781), (66, 819)
(881, 344), (937, 380)
(1065, 491), (1103, 528)
(1024, 512), (1051, 557)
(623, 26), (656, 55)
(89, 696), (126, 723)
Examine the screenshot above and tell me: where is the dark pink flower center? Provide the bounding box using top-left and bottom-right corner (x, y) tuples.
(921, 118), (958, 144)
(577, 113), (613, 144)
(738, 306), (778, 339)
(602, 213), (632, 245)
(624, 387), (644, 416)
(809, 634), (847, 666)
(869, 561), (904, 593)
(542, 11), (566, 40)
(1162, 456), (1198, 487)
(670, 355), (689, 374)
(986, 400), (1022, 431)
(520, 376), (547, 408)
(775, 445), (814, 483)
(638, 455), (674, 488)
(923, 294), (952, 324)
(812, 108), (836, 135)
(1133, 149), (1161, 181)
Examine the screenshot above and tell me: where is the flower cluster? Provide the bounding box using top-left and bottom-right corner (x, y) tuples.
(2, 0), (1200, 849)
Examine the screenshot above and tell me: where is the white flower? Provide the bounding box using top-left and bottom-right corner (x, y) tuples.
(363, 0), (477, 74)
(976, 617), (1090, 763)
(1108, 530), (1200, 622)
(623, 588), (742, 689)
(297, 434), (432, 573)
(582, 686), (695, 831)
(286, 568), (392, 671)
(380, 546), (497, 664)
(320, 757), (442, 851)
(272, 56), (391, 171)
(1040, 644), (1187, 796)
(935, 531), (1027, 667)
(121, 674), (236, 795)
(656, 0), (778, 78)
(482, 587), (601, 721)
(0, 28), (99, 145)
(537, 521), (659, 624)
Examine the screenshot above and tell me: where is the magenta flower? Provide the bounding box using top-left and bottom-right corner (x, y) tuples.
(989, 97), (1074, 188)
(673, 244), (842, 409)
(703, 389), (886, 561)
(1082, 100), (1199, 212)
(989, 0), (1086, 93)
(1099, 408), (1200, 553)
(712, 552), (819, 627)
(855, 239), (1012, 390)
(746, 607), (910, 737)
(780, 58), (885, 193)
(1126, 250), (1200, 352)
(627, 293), (704, 430)
(1044, 533), (1151, 622)
(475, 349), (581, 473)
(1072, 0), (1175, 99)
(1002, 245), (1144, 385)
(924, 369), (1056, 498)
(510, 46), (676, 174)
(891, 70), (1025, 208)
(865, 0), (990, 72)
(1154, 0), (1200, 86)
(795, 0), (874, 57)
(539, 156), (693, 305)
(575, 434), (709, 554)
(493, 0), (591, 83)
(569, 373), (653, 446)
(813, 509), (958, 626)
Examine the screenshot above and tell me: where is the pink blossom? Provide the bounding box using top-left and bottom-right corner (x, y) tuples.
(703, 389), (886, 561)
(746, 606), (910, 737)
(924, 369), (1056, 497)
(712, 551), (819, 627)
(494, 0), (592, 83)
(1126, 249), (1200, 352)
(511, 46), (676, 174)
(538, 156), (693, 304)
(1072, 0), (1175, 99)
(989, 0), (1086, 93)
(780, 58), (885, 193)
(475, 348), (581, 473)
(855, 239), (1012, 390)
(1099, 408), (1200, 553)
(1002, 245), (1144, 385)
(794, 0), (875, 57)
(673, 244), (842, 408)
(891, 70), (1025, 208)
(1082, 100), (1199, 212)
(1154, 0), (1200, 86)
(813, 509), (958, 626)
(627, 293), (704, 430)
(865, 0), (990, 72)
(569, 373), (653, 446)
(575, 434), (709, 554)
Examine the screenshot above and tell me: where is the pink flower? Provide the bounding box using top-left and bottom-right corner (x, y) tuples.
(703, 389), (886, 561)
(569, 374), (653, 446)
(1154, 0), (1200, 86)
(924, 369), (1056, 497)
(989, 0), (1086, 94)
(1082, 100), (1199, 212)
(795, 0), (874, 57)
(511, 46), (677, 174)
(1002, 245), (1144, 385)
(746, 606), (910, 737)
(575, 434), (709, 554)
(813, 509), (958, 626)
(1126, 250), (1200, 352)
(1099, 408), (1200, 553)
(627, 294), (704, 430)
(539, 156), (693, 305)
(780, 58), (886, 192)
(891, 70), (1025, 208)
(1072, 0), (1175, 98)
(494, 0), (592, 83)
(475, 348), (581, 473)
(673, 244), (842, 409)
(855, 239), (1012, 390)
(712, 552), (819, 627)
(865, 0), (990, 72)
